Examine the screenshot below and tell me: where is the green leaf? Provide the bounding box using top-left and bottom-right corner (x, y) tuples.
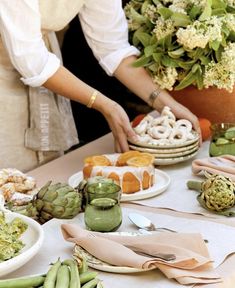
(189, 5), (202, 20)
(161, 55), (178, 67)
(135, 31), (152, 47)
(152, 52), (163, 63)
(144, 44), (157, 57)
(158, 7), (173, 20)
(199, 0), (212, 21)
(171, 12), (191, 27)
(132, 27), (145, 46)
(148, 63), (159, 72)
(192, 63), (201, 73)
(168, 47), (185, 58)
(199, 55), (211, 65)
(132, 55), (151, 67)
(209, 40), (221, 51)
(174, 70), (198, 90)
(211, 8), (227, 15)
(212, 0), (227, 10)
(215, 45), (224, 61)
(130, 7), (147, 24)
(175, 59), (196, 70)
(196, 71), (204, 90)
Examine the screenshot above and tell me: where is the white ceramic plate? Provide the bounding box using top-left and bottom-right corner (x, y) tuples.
(130, 145), (199, 158)
(68, 169), (170, 202)
(128, 132), (199, 149)
(129, 141), (199, 154)
(153, 150), (198, 165)
(0, 211), (44, 277)
(73, 232), (156, 273)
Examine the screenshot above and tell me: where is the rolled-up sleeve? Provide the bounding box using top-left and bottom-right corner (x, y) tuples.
(79, 0), (140, 75)
(0, 0), (60, 87)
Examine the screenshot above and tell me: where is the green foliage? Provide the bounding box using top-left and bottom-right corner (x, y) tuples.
(124, 0), (235, 91)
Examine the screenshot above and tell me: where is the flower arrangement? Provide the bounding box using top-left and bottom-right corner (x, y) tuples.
(124, 0), (235, 92)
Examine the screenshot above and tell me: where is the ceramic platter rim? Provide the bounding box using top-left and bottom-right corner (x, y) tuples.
(68, 169), (170, 202)
(153, 150), (198, 165)
(129, 145), (199, 158)
(129, 141), (199, 154)
(128, 132), (199, 149)
(73, 231), (156, 273)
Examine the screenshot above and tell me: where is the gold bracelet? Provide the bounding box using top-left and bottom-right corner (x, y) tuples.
(148, 88), (161, 107)
(87, 90), (98, 108)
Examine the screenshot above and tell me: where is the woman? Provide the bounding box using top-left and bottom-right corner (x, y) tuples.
(0, 0), (200, 172)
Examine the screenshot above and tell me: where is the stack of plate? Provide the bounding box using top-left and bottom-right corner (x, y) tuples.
(128, 134), (200, 165)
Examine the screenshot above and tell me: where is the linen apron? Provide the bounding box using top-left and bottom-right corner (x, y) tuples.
(0, 0), (84, 171)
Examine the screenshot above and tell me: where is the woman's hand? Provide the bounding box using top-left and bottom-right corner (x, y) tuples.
(155, 92), (202, 144)
(98, 99), (137, 152)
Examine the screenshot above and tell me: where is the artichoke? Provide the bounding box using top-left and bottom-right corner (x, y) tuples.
(187, 174), (235, 216)
(8, 181), (82, 223)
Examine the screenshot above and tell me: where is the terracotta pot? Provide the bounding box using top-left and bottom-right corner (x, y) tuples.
(170, 86), (235, 124)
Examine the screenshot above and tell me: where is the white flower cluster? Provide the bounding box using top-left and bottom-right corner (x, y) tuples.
(153, 67), (178, 91)
(176, 16), (223, 49)
(224, 14), (235, 32)
(144, 5), (158, 23)
(204, 42), (235, 92)
(168, 0), (188, 14)
(153, 18), (175, 40)
(226, 0), (235, 7)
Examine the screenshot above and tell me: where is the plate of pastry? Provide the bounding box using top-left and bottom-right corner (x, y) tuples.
(68, 168), (170, 202)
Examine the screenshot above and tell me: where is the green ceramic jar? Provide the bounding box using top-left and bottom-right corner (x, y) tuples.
(84, 182), (122, 232)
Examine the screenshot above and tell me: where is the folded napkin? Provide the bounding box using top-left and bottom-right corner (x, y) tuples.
(192, 155), (235, 181)
(61, 224), (222, 285)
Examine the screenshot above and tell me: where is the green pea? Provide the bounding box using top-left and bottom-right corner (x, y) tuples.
(44, 258), (62, 288)
(55, 264), (70, 288)
(0, 275), (45, 288)
(81, 278), (99, 288)
(80, 271), (98, 285)
(63, 259), (80, 288)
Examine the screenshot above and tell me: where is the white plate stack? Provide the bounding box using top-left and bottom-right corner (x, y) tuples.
(128, 134), (200, 165)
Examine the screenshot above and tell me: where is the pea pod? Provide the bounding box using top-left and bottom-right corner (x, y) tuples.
(63, 259), (80, 288)
(78, 256), (88, 274)
(55, 264), (70, 288)
(80, 271), (98, 285)
(81, 278), (99, 288)
(44, 258), (62, 288)
(0, 275), (45, 288)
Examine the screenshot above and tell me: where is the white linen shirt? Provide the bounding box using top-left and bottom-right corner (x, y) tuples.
(0, 0), (139, 87)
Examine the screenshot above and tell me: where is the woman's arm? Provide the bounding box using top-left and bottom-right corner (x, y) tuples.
(43, 66), (137, 152)
(114, 55), (201, 135)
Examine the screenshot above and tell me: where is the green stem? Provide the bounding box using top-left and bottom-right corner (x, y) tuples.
(187, 180), (202, 192)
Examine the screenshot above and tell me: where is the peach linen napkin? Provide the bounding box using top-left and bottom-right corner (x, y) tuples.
(192, 155), (235, 181)
(61, 224), (221, 285)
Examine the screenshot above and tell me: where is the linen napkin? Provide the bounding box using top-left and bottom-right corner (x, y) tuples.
(61, 224), (221, 285)
(192, 155), (235, 181)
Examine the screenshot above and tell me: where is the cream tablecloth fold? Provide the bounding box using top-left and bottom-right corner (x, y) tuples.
(61, 224), (221, 285)
(192, 155), (235, 181)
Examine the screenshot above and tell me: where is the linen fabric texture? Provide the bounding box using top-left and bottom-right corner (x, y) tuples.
(61, 224), (222, 285)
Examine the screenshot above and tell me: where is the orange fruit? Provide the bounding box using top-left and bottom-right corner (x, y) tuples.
(126, 156), (150, 167)
(117, 151), (141, 166)
(131, 114), (146, 128)
(198, 118), (212, 141)
(138, 153), (154, 164)
(84, 155), (111, 166)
